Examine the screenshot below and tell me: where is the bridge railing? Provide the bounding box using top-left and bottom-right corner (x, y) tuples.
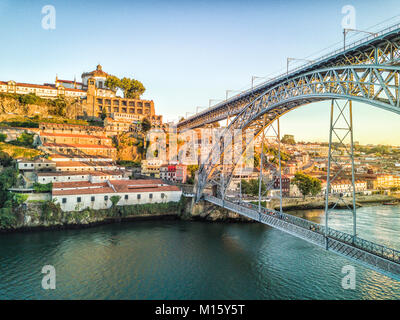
(216, 195), (400, 264)
(181, 22), (400, 125)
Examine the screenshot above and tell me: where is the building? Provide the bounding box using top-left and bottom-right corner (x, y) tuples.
(52, 179), (182, 211)
(16, 158), (56, 172)
(141, 159), (164, 178)
(324, 179), (368, 195)
(36, 170), (126, 184)
(160, 164), (187, 183)
(1, 65), (163, 126)
(0, 80), (86, 98)
(373, 174), (400, 190)
(36, 122), (117, 160)
(273, 175), (291, 196)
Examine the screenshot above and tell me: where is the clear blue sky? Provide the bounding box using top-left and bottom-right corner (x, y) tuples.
(0, 0), (399, 145)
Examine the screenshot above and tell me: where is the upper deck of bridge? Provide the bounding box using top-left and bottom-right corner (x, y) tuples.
(178, 22), (400, 129)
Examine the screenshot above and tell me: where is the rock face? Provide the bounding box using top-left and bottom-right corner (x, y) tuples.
(188, 199), (252, 222)
(0, 95), (84, 119)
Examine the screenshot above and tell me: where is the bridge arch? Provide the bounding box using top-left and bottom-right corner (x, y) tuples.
(196, 64), (400, 200)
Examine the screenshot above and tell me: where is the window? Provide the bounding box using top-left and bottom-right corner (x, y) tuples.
(137, 194), (141, 200)
(149, 194), (153, 199)
(77, 197), (81, 203)
(125, 195), (128, 200)
(104, 195), (108, 201)
(91, 196), (95, 202)
(62, 198), (67, 204)
(161, 193), (165, 199)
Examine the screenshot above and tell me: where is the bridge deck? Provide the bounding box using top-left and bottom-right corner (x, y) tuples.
(179, 22), (400, 130)
(204, 195), (400, 281)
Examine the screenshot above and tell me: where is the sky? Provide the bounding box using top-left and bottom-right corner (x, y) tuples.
(0, 0), (400, 145)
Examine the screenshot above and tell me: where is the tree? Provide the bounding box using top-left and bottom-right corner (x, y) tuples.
(105, 75), (146, 98)
(292, 172), (321, 199)
(0, 151), (13, 167)
(141, 117), (151, 133)
(105, 76), (121, 92)
(110, 195), (121, 216)
(241, 179), (266, 196)
(100, 107), (107, 121)
(0, 133), (7, 142)
(281, 134), (296, 145)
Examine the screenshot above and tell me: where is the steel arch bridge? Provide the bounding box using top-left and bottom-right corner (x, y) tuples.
(196, 64), (400, 199)
(181, 23), (400, 281)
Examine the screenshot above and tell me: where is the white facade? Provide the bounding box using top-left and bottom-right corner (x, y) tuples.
(36, 171), (125, 184)
(53, 180), (182, 212)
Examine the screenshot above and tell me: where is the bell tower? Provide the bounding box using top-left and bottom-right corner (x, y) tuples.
(86, 77), (97, 118)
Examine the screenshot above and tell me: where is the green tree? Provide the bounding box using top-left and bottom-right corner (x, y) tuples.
(281, 134), (296, 145)
(141, 117), (151, 133)
(11, 132), (34, 147)
(0, 133), (7, 142)
(105, 76), (146, 98)
(0, 151), (13, 167)
(33, 182), (52, 193)
(292, 172), (321, 199)
(105, 75), (121, 92)
(241, 179), (266, 196)
(100, 107), (107, 121)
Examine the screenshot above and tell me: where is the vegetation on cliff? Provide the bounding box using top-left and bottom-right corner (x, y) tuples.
(0, 196), (188, 231)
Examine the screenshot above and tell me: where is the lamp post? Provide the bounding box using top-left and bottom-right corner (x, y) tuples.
(287, 58), (314, 75)
(209, 99), (223, 108)
(251, 76), (269, 90)
(343, 28), (378, 50)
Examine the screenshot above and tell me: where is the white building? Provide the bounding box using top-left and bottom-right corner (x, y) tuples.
(36, 170), (126, 184)
(52, 179), (182, 212)
(17, 158), (56, 172)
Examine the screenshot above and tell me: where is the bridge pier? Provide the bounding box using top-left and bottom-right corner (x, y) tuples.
(324, 99), (357, 240)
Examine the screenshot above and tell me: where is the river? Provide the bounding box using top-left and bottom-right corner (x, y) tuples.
(1, 205), (400, 299)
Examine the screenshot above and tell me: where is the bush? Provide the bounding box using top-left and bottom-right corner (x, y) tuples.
(0, 133), (7, 142)
(18, 93), (42, 105)
(0, 151), (13, 167)
(8, 132), (35, 147)
(0, 207), (17, 229)
(33, 182), (52, 193)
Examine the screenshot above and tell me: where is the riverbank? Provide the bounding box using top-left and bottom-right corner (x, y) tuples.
(0, 198), (189, 234)
(266, 194), (399, 211)
(1, 194), (399, 234)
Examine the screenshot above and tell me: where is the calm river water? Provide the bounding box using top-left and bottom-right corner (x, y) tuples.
(1, 205), (400, 299)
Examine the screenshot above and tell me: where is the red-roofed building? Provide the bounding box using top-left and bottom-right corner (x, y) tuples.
(52, 179), (182, 211)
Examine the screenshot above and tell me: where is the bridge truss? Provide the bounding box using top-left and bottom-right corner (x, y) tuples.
(192, 24), (400, 281)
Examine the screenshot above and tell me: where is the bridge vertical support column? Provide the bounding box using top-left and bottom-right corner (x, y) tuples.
(277, 118), (283, 214)
(258, 115), (267, 216)
(324, 99), (357, 248)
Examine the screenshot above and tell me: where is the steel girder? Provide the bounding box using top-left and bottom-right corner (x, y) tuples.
(196, 64), (400, 201)
(205, 195), (400, 281)
(179, 28), (400, 132)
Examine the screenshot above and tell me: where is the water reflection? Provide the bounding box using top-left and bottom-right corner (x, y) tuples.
(0, 206), (400, 299)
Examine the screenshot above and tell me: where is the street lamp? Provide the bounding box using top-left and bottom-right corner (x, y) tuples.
(225, 90), (243, 100)
(251, 76), (270, 90)
(196, 106), (206, 113)
(343, 28), (378, 50)
(209, 99), (223, 108)
(287, 58), (314, 75)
